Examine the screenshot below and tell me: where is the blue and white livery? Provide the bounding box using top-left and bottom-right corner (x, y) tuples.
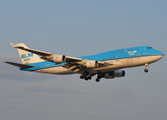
(4, 43), (164, 82)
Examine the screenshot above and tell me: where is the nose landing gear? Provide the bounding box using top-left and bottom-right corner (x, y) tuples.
(144, 63), (149, 73)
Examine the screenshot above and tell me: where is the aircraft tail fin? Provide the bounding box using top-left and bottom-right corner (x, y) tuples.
(10, 43), (44, 64)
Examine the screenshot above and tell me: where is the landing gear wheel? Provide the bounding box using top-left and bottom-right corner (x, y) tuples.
(144, 69), (148, 73)
(88, 76), (92, 80)
(85, 77), (88, 80)
(80, 76), (84, 79)
(96, 79), (100, 82)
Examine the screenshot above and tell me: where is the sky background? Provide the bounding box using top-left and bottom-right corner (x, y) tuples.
(0, 0), (167, 120)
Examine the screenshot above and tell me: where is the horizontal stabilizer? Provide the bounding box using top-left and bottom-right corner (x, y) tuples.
(4, 61), (35, 68)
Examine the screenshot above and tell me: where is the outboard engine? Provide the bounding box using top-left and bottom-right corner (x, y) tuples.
(104, 70), (125, 79)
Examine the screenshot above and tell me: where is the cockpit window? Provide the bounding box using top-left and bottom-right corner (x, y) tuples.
(147, 47), (153, 49)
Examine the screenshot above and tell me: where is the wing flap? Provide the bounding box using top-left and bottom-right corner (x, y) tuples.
(4, 61), (35, 68)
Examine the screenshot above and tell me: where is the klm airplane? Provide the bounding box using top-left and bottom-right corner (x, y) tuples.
(4, 43), (164, 82)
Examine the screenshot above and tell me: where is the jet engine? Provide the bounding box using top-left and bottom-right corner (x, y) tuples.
(51, 55), (66, 64)
(85, 61), (99, 68)
(104, 70), (125, 79)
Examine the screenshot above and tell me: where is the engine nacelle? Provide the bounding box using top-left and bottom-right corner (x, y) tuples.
(104, 70), (125, 79)
(104, 73), (114, 79)
(114, 70), (125, 77)
(51, 55), (66, 64)
(85, 61), (99, 68)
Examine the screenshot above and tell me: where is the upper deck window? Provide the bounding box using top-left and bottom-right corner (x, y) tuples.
(128, 49), (138, 51)
(147, 47), (153, 49)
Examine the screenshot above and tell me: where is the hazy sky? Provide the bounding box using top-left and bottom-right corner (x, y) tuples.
(0, 0), (167, 120)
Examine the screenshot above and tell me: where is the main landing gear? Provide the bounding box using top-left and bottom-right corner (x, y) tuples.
(95, 74), (101, 82)
(144, 63), (149, 73)
(80, 72), (102, 82)
(80, 72), (92, 81)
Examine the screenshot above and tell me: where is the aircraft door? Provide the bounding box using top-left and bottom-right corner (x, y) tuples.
(124, 49), (128, 58)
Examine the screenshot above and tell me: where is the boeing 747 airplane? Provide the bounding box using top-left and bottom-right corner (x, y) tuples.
(4, 43), (164, 82)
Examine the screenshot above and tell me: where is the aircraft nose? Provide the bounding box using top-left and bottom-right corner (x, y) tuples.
(155, 50), (164, 59)
(161, 52), (165, 56)
(159, 52), (164, 59)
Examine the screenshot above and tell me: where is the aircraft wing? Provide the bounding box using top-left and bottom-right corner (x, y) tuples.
(11, 43), (114, 70)
(11, 43), (83, 62)
(4, 61), (35, 68)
